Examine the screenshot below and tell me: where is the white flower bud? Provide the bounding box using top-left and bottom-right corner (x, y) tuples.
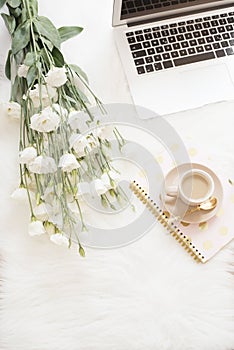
(29, 156), (57, 174)
(28, 220), (46, 236)
(50, 234), (69, 247)
(58, 153), (80, 172)
(19, 147), (37, 165)
(46, 66), (67, 88)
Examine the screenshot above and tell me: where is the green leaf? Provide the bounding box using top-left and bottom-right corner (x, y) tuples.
(7, 4), (21, 17)
(12, 20), (30, 54)
(58, 26), (83, 43)
(29, 0), (38, 16)
(7, 0), (21, 8)
(40, 37), (54, 52)
(34, 16), (61, 49)
(5, 49), (11, 80)
(24, 52), (36, 66)
(228, 179), (233, 186)
(52, 47), (64, 67)
(69, 64), (89, 83)
(26, 65), (37, 86)
(11, 76), (20, 101)
(1, 13), (16, 35)
(0, 0), (6, 9)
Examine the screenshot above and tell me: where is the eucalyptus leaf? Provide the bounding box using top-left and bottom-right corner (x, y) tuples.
(58, 26), (83, 43)
(52, 47), (64, 67)
(1, 13), (15, 35)
(41, 37), (54, 52)
(34, 16), (61, 49)
(40, 48), (50, 67)
(24, 52), (36, 66)
(26, 65), (37, 87)
(29, 0), (38, 16)
(14, 49), (24, 65)
(69, 64), (89, 83)
(11, 76), (20, 101)
(7, 0), (21, 8)
(0, 0), (6, 9)
(5, 49), (12, 80)
(12, 20), (30, 54)
(7, 4), (21, 17)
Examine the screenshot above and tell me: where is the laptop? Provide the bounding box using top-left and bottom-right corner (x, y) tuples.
(113, 0), (234, 115)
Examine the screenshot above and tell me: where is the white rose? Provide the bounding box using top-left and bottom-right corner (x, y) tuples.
(68, 110), (88, 130)
(50, 234), (69, 247)
(18, 64), (29, 78)
(33, 203), (51, 221)
(30, 106), (60, 132)
(58, 153), (80, 172)
(19, 146), (37, 165)
(2, 101), (21, 120)
(29, 156), (57, 174)
(29, 84), (58, 109)
(92, 178), (108, 196)
(69, 134), (90, 158)
(28, 220), (46, 236)
(46, 66), (67, 88)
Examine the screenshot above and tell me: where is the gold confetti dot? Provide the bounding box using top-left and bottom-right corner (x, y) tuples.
(155, 155), (164, 164)
(181, 221), (190, 227)
(203, 240), (213, 250)
(219, 226), (228, 236)
(216, 208), (224, 217)
(199, 221), (208, 231)
(170, 144), (179, 152)
(188, 148), (198, 157)
(138, 169), (146, 178)
(230, 194), (234, 204)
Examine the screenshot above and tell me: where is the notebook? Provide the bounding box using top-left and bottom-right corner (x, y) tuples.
(130, 148), (234, 263)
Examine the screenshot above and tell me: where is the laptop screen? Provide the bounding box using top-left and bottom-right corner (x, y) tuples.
(120, 0), (224, 20)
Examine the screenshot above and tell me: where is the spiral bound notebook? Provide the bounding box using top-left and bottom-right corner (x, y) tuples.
(130, 179), (234, 263)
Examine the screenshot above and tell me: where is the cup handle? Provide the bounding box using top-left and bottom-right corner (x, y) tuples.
(165, 185), (178, 197)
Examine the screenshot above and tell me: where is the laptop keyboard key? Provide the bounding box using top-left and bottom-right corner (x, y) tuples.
(132, 50), (147, 58)
(128, 37), (136, 44)
(136, 35), (144, 42)
(145, 56), (153, 63)
(146, 64), (154, 72)
(226, 47), (234, 55)
(154, 54), (162, 61)
(130, 43), (142, 51)
(174, 52), (215, 66)
(137, 66), (145, 74)
(163, 60), (173, 69)
(134, 58), (144, 66)
(215, 49), (225, 57)
(154, 63), (163, 71)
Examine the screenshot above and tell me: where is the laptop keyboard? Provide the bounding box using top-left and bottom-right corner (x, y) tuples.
(126, 11), (234, 75)
(122, 0), (197, 17)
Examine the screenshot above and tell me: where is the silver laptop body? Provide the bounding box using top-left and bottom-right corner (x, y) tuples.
(113, 0), (234, 115)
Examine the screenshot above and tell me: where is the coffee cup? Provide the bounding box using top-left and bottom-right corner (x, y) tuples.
(165, 169), (214, 207)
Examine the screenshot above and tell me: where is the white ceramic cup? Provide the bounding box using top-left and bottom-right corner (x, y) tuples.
(165, 169), (214, 206)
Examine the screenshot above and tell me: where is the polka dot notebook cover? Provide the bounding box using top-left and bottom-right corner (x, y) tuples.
(130, 144), (234, 263)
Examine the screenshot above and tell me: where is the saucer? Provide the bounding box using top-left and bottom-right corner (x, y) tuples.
(160, 163), (223, 224)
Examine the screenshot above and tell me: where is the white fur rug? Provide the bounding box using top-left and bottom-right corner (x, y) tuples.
(0, 101), (234, 350)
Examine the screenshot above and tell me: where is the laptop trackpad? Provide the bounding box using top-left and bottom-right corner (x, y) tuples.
(179, 63), (234, 106)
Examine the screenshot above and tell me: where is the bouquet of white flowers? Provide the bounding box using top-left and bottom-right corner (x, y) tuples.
(1, 0), (125, 256)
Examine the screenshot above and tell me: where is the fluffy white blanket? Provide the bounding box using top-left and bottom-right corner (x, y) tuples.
(0, 101), (234, 350)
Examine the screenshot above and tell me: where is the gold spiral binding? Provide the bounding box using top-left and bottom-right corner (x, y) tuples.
(130, 181), (204, 263)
